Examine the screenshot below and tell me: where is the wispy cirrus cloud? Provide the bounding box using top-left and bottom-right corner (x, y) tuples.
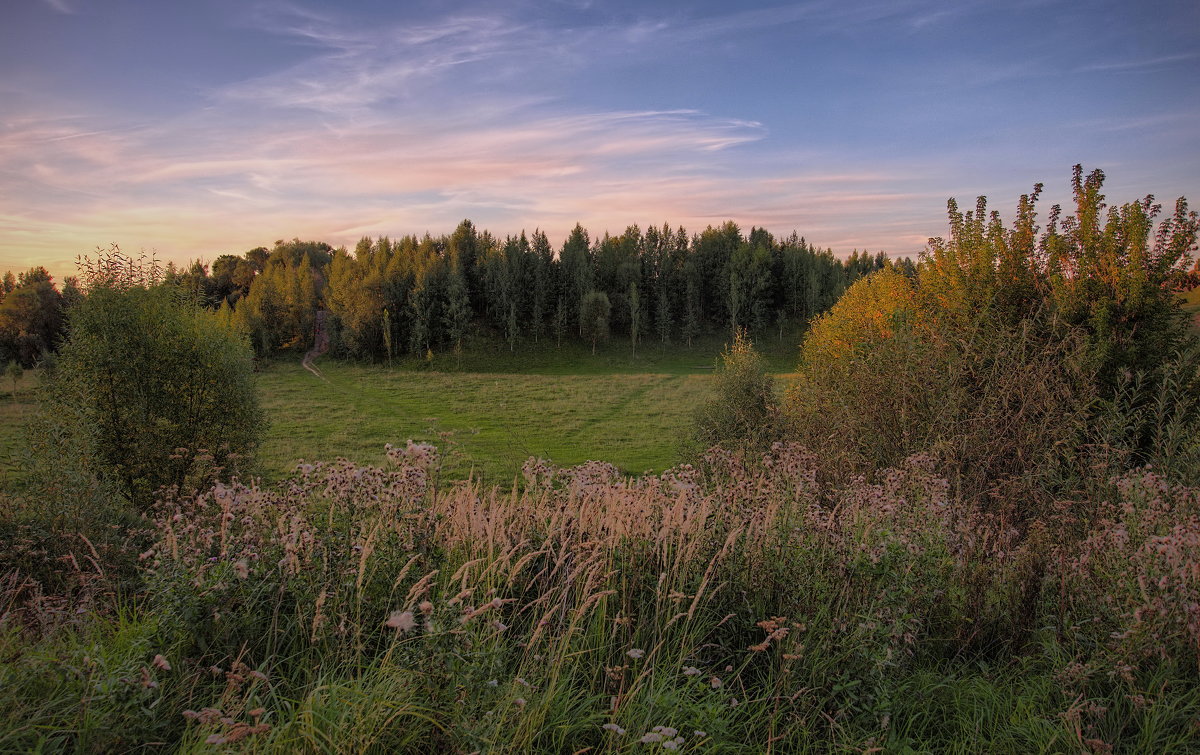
(1075, 52), (1198, 74)
(5, 0), (1197, 279)
(221, 0), (973, 117)
(221, 5), (544, 113)
(39, 0), (73, 15)
(624, 0), (977, 46)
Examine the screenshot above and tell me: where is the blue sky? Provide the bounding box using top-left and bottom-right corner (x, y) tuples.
(2, 0), (1198, 279)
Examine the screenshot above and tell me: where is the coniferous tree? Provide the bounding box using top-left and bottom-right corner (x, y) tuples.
(382, 307), (393, 366)
(553, 297), (569, 349)
(448, 220), (481, 312)
(628, 282), (641, 356)
(408, 281), (433, 356)
(443, 261), (472, 356)
(656, 286), (672, 344)
(560, 224), (592, 335)
(727, 240), (773, 333)
(506, 303), (519, 353)
(682, 261), (702, 348)
(530, 230), (553, 343)
(579, 290), (611, 355)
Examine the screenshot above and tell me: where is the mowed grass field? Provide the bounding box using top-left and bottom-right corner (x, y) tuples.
(1182, 286), (1200, 329)
(0, 331), (803, 489)
(256, 364), (709, 484)
(257, 333), (803, 484)
(0, 374), (36, 484)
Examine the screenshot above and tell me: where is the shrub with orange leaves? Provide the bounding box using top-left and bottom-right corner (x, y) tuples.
(798, 267), (920, 369)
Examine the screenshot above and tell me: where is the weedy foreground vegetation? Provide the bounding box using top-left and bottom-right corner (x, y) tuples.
(2, 167), (1200, 753)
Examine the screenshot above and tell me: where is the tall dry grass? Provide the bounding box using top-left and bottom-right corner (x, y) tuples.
(2, 440), (1198, 751)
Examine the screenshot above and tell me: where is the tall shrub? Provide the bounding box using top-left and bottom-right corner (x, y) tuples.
(43, 247), (263, 510)
(693, 330), (781, 451)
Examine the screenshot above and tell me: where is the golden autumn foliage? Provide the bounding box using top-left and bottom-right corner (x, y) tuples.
(798, 266), (919, 369)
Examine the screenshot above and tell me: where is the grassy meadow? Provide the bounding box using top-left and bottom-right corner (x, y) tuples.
(1181, 287), (1200, 329)
(257, 363), (710, 484)
(0, 332), (801, 490)
(256, 333), (800, 485)
(0, 372), (36, 484)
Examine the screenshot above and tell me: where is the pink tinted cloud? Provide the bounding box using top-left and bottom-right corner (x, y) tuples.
(1, 101), (939, 280)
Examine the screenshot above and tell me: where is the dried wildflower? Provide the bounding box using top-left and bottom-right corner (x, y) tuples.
(513, 697), (527, 707)
(757, 616), (786, 632)
(234, 559), (249, 579)
(710, 676), (722, 689)
(682, 666), (701, 676)
(602, 723), (626, 735)
(224, 723), (255, 744)
(418, 600), (434, 614)
(640, 732), (664, 744)
(385, 610), (417, 632)
(152, 654), (171, 671)
(1083, 739), (1113, 754)
(694, 730), (707, 737)
(626, 648), (645, 660)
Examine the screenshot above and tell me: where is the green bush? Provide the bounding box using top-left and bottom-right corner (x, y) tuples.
(41, 248), (264, 511)
(920, 166), (1198, 391)
(788, 308), (1094, 507)
(1090, 345), (1200, 484)
(692, 330), (781, 452)
(787, 167), (1199, 501)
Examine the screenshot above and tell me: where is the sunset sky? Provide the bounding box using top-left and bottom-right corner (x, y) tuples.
(2, 0), (1198, 280)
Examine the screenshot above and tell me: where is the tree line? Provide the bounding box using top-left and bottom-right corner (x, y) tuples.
(171, 221), (892, 361)
(2, 220), (895, 367)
